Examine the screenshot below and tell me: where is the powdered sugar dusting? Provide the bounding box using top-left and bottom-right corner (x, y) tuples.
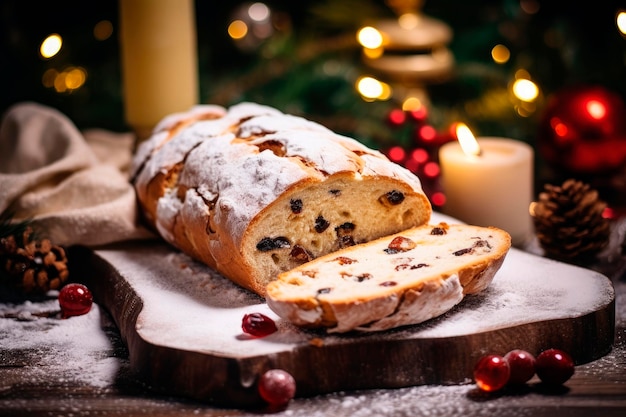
(132, 101), (429, 280)
(414, 248), (615, 338)
(0, 299), (119, 388)
(99, 244), (311, 355)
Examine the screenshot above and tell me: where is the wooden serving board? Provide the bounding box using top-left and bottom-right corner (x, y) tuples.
(69, 219), (616, 407)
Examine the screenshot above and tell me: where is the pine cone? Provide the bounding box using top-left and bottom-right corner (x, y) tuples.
(0, 226), (69, 295)
(532, 179), (611, 264)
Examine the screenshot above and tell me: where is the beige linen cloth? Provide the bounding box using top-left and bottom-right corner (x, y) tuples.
(0, 102), (155, 246)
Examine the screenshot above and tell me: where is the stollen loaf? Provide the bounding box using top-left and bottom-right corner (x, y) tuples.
(266, 222), (511, 333)
(131, 102), (432, 296)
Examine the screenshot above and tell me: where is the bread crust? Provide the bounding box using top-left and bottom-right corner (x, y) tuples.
(265, 223), (511, 333)
(132, 102), (432, 296)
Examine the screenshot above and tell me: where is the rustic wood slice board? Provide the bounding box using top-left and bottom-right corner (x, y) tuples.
(69, 216), (616, 408)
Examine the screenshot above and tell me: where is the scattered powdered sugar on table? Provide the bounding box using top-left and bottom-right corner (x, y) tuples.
(100, 244), (311, 355)
(0, 253), (623, 416)
(244, 383), (548, 417)
(411, 247), (615, 338)
(0, 297), (119, 388)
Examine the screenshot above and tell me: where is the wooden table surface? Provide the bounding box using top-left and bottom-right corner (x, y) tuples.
(1, 258), (625, 417)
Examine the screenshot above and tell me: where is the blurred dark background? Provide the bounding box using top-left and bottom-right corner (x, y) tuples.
(1, 0), (625, 211)
(1, 0), (624, 132)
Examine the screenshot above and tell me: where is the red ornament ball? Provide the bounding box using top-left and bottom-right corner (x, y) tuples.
(242, 312), (277, 337)
(473, 354), (511, 392)
(535, 349), (575, 385)
(58, 283), (93, 318)
(504, 349), (536, 385)
(258, 369), (296, 406)
(537, 85), (626, 174)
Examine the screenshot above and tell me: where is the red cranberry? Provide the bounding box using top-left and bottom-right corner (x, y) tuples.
(535, 349), (575, 385)
(473, 354), (510, 392)
(258, 369), (296, 406)
(242, 313), (277, 337)
(58, 283), (93, 318)
(504, 349), (536, 385)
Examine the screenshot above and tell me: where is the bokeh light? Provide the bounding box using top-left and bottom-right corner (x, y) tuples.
(387, 146), (406, 163)
(357, 26), (383, 49)
(617, 11), (626, 35)
(42, 66), (87, 93)
(512, 78), (539, 102)
(491, 44), (510, 64)
(422, 161), (440, 178)
(356, 76), (391, 101)
(93, 20), (113, 41)
(586, 99), (607, 120)
(40, 34), (62, 59)
(228, 19), (248, 39)
(418, 125), (437, 142)
(430, 191), (446, 207)
(248, 2), (270, 22)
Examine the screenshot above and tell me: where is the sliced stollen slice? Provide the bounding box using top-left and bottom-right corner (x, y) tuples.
(265, 222), (512, 333)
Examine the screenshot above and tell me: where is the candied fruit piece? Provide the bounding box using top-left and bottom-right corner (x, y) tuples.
(334, 256), (357, 265)
(335, 222), (355, 236)
(290, 199), (303, 214)
(257, 237), (291, 251)
(289, 245), (311, 263)
(356, 273), (372, 282)
(385, 190), (405, 205)
(453, 247), (473, 256)
(314, 215), (330, 233)
(379, 190), (405, 207)
(395, 263), (429, 271)
(338, 236), (355, 248)
(384, 236), (416, 254)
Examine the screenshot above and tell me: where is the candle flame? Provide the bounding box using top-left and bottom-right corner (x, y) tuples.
(455, 123), (482, 157)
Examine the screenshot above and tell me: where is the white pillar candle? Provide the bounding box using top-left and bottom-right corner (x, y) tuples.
(119, 0), (199, 141)
(439, 128), (534, 247)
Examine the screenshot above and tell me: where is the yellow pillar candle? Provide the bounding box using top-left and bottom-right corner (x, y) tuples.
(439, 124), (534, 247)
(119, 0), (199, 141)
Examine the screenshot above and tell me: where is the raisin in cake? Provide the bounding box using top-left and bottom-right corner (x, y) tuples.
(131, 102), (432, 296)
(265, 222), (511, 333)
